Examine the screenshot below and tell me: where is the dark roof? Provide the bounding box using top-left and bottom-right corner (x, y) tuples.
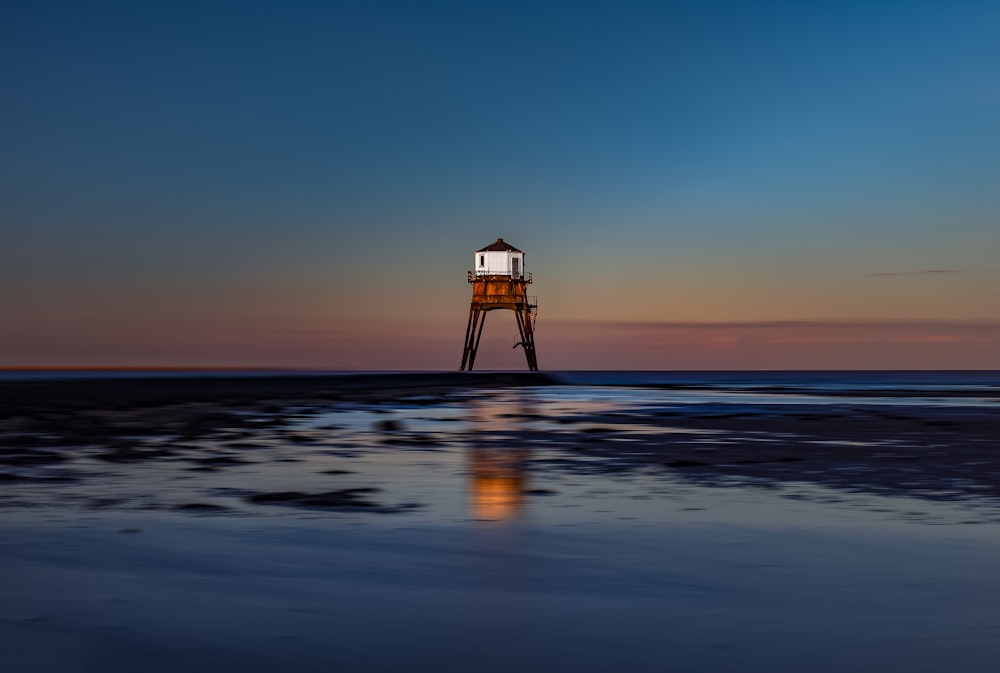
(477, 238), (523, 253)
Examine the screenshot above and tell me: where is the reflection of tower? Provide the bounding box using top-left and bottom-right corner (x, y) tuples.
(469, 447), (528, 520)
(460, 238), (538, 371)
(466, 392), (534, 520)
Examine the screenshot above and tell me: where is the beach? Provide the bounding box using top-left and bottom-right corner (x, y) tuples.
(2, 371), (1000, 672)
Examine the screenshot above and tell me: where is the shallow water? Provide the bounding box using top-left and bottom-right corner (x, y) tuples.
(3, 379), (1000, 671)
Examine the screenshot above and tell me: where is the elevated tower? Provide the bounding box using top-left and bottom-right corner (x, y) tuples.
(460, 238), (538, 371)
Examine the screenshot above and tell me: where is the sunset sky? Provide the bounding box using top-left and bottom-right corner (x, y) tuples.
(3, 1), (999, 369)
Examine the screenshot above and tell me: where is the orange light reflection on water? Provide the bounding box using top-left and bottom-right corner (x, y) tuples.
(468, 447), (528, 520)
(465, 392), (536, 521)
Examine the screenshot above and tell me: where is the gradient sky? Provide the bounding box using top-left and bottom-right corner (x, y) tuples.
(3, 0), (998, 369)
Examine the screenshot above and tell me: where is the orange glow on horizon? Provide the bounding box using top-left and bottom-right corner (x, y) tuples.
(2, 319), (998, 370)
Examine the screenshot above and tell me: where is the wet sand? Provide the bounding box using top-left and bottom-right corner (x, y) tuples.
(2, 372), (1000, 672)
(2, 372), (999, 507)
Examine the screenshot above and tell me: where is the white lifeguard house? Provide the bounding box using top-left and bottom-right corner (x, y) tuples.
(474, 238), (525, 279)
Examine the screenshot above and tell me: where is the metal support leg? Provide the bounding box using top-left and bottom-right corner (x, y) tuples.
(514, 308), (538, 371)
(468, 310), (487, 371)
(460, 307), (478, 370)
(524, 308), (538, 371)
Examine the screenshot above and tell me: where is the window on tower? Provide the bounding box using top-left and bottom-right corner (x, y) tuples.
(479, 255), (485, 266)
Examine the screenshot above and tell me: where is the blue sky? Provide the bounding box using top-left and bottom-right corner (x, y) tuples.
(2, 1), (998, 368)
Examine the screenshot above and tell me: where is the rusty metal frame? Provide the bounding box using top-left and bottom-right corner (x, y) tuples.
(460, 274), (538, 371)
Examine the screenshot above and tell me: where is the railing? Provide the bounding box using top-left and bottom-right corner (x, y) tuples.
(468, 270), (533, 283)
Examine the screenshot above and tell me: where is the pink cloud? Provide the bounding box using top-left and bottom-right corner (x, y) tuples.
(867, 269), (959, 277)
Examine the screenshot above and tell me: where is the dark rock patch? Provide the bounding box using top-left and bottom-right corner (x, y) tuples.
(375, 419), (404, 432)
(664, 459), (709, 468)
(245, 488), (422, 513)
(174, 502), (229, 512)
(382, 433), (442, 448)
(191, 455), (251, 467)
(523, 488), (559, 496)
(924, 420), (961, 428)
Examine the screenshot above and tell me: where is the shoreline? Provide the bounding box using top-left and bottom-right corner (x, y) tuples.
(0, 371), (558, 406)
